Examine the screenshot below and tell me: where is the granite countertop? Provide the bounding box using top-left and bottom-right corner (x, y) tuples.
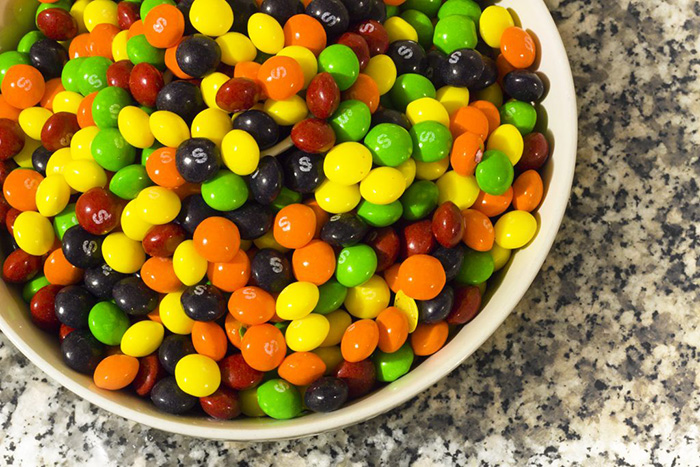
(1, 0), (699, 465)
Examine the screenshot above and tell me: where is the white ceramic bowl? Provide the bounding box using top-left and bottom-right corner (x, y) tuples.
(0, 0), (577, 440)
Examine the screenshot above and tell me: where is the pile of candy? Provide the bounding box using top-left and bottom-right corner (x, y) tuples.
(0, 0), (550, 420)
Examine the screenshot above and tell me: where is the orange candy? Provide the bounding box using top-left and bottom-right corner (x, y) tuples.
(224, 314), (245, 348)
(397, 254), (446, 301)
(258, 56), (304, 101)
(207, 249), (251, 292)
(375, 306), (408, 353)
(291, 239), (335, 286)
(278, 351), (326, 386)
(240, 323), (286, 371)
(450, 106), (489, 141)
(283, 14), (327, 56)
(128, 20), (146, 39)
(69, 33), (92, 59)
(0, 95), (21, 121)
(191, 321), (228, 361)
(40, 78), (65, 111)
(165, 39), (193, 79)
(470, 100), (500, 137)
(496, 54), (516, 83)
(500, 27), (536, 69)
(3, 169), (43, 212)
(341, 319), (379, 362)
(90, 24), (120, 59)
(304, 198), (329, 238)
(146, 147), (185, 188)
(77, 91), (97, 128)
(144, 4), (185, 49)
(461, 209), (495, 252)
(473, 187), (513, 218)
(384, 263), (401, 293)
(44, 248), (83, 285)
(512, 170), (544, 212)
(141, 256), (183, 293)
(273, 203), (316, 250)
(93, 354), (140, 390)
(411, 321), (449, 356)
(234, 61), (262, 81)
(342, 73), (379, 113)
(1, 65), (46, 109)
(227, 286), (276, 326)
(193, 216), (241, 263)
(450, 131), (484, 177)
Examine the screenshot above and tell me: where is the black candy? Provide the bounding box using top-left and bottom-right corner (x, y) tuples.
(112, 276), (159, 316)
(61, 329), (105, 374)
(29, 38), (68, 80)
(158, 334), (196, 375)
(470, 55), (498, 91)
(227, 0), (258, 33)
(387, 40), (427, 76)
(175, 138), (221, 184)
(339, 0), (372, 22)
(83, 263), (127, 299)
(176, 194), (218, 235)
(439, 49), (484, 88)
(432, 245), (464, 282)
(281, 150), (325, 194)
(426, 49), (447, 89)
(181, 284), (227, 322)
(233, 110), (279, 150)
(151, 377), (198, 414)
(418, 285), (454, 323)
(306, 0), (350, 40)
(61, 225), (104, 269)
(224, 202), (274, 240)
(250, 248), (292, 293)
(321, 213), (368, 248)
(250, 156), (284, 205)
(31, 145), (52, 177)
(54, 285), (96, 329)
(504, 70), (545, 102)
(366, 0), (386, 23)
(260, 0), (301, 25)
(305, 377), (349, 412)
(371, 108), (411, 131)
(176, 34), (221, 79)
(156, 81), (206, 124)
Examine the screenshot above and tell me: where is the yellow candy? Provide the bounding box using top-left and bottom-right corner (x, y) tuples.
(159, 292), (194, 335)
(396, 157), (416, 189)
(486, 124), (524, 165)
(263, 95), (307, 126)
(320, 310), (352, 347)
(315, 180), (361, 214)
(363, 54), (396, 95)
(118, 106), (154, 149)
(112, 30), (129, 62)
(474, 82), (504, 108)
(490, 243), (512, 272)
(13, 211), (55, 256)
(63, 159), (107, 192)
(200, 72), (230, 111)
(173, 240), (208, 286)
(52, 91), (82, 114)
(103, 232), (146, 273)
(394, 290), (418, 333)
(359, 167), (405, 205)
(175, 354), (221, 397)
(436, 170), (480, 210)
(324, 142), (372, 185)
(70, 126), (99, 160)
(313, 346), (344, 375)
(191, 108), (233, 146)
(189, 0), (233, 37)
(494, 211), (538, 249)
(344, 275), (390, 319)
(221, 129), (260, 176)
(36, 175), (70, 217)
(70, 0), (91, 34)
(150, 111), (190, 148)
(18, 107), (52, 140)
(136, 186), (181, 225)
(384, 16), (418, 43)
(216, 32), (257, 66)
(276, 282), (319, 320)
(479, 5), (515, 48)
(248, 13), (284, 54)
(13, 138), (40, 168)
(277, 46), (318, 88)
(83, 0), (119, 32)
(406, 97), (450, 128)
(436, 86), (470, 116)
(120, 320), (165, 357)
(415, 157), (449, 181)
(120, 199), (153, 241)
(286, 314), (330, 352)
(252, 229), (289, 253)
(46, 147), (73, 176)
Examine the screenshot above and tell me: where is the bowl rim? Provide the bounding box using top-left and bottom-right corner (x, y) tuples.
(0, 0), (577, 441)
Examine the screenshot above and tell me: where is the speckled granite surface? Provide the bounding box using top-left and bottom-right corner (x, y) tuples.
(1, 0), (699, 465)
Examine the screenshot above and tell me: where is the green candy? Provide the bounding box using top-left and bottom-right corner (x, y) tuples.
(127, 35), (166, 69)
(17, 31), (46, 54)
(92, 86), (132, 128)
(433, 15), (478, 54)
(92, 128), (137, 171)
(379, 93), (395, 110)
(61, 58), (87, 94)
(357, 199), (404, 227)
(240, 387), (266, 417)
(110, 164), (153, 199)
(88, 302), (131, 346)
(438, 0), (482, 23)
(77, 56), (112, 96)
(400, 10), (434, 49)
(389, 74), (436, 112)
(318, 44), (360, 91)
(141, 142), (162, 165)
(400, 0), (442, 18)
(0, 51), (30, 87)
(35, 0), (71, 21)
(330, 100), (371, 143)
(364, 123), (413, 167)
(22, 275), (50, 303)
(201, 170), (248, 211)
(373, 343), (414, 382)
(312, 279), (348, 315)
(53, 203), (78, 240)
(500, 100), (538, 135)
(409, 121), (453, 163)
(140, 0), (176, 19)
(271, 186), (302, 211)
(256, 379), (302, 420)
(335, 244), (377, 288)
(475, 150), (514, 196)
(456, 248), (494, 285)
(400, 180), (439, 220)
(385, 5), (399, 17)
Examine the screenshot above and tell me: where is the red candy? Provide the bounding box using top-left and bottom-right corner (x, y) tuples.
(0, 118), (25, 161)
(75, 187), (123, 235)
(36, 8), (78, 41)
(431, 202), (465, 248)
(219, 353), (264, 391)
(365, 226), (399, 272)
(2, 248), (42, 283)
(334, 359), (376, 399)
(306, 72), (340, 119)
(200, 386), (241, 420)
(402, 220), (436, 258)
(142, 223), (186, 257)
(446, 286), (482, 325)
(29, 284), (62, 332)
(128, 62), (164, 108)
(117, 1), (140, 30)
(106, 60), (134, 90)
(215, 78), (260, 113)
(516, 132), (550, 172)
(132, 353), (165, 397)
(353, 20), (389, 56)
(291, 118), (336, 154)
(337, 32), (371, 70)
(40, 112), (79, 152)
